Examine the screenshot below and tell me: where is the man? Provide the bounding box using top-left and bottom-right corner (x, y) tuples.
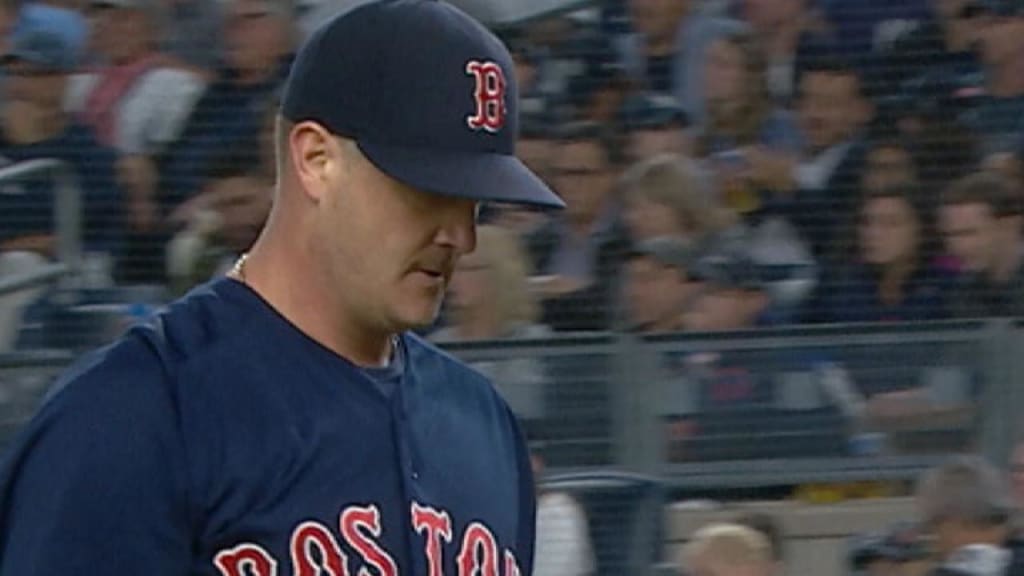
(620, 91), (691, 163)
(916, 455), (1016, 576)
(527, 121), (630, 332)
(0, 0), (564, 572)
(940, 171), (1024, 317)
(963, 0), (1024, 157)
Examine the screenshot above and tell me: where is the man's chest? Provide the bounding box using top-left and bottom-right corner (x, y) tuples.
(182, 372), (527, 576)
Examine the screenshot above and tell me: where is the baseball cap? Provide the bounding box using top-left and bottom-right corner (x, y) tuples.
(2, 18), (78, 73)
(282, 0), (565, 209)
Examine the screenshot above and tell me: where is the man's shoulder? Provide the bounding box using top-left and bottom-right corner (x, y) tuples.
(44, 278), (262, 408)
(404, 332), (521, 414)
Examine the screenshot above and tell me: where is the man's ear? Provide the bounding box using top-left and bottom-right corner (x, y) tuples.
(289, 121), (340, 204)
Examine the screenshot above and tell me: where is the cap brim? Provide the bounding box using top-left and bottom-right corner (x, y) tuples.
(357, 140), (565, 209)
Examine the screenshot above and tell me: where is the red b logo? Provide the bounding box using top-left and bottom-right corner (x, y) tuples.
(465, 60), (507, 133)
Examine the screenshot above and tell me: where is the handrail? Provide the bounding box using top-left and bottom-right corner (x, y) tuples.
(0, 158), (82, 293)
(0, 263), (68, 297)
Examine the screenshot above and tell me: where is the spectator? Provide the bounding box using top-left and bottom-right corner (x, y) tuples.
(809, 186), (952, 323)
(531, 447), (597, 576)
(0, 15), (122, 255)
(877, 0), (985, 115)
(144, 0), (293, 283)
(850, 522), (931, 576)
(733, 513), (785, 575)
(620, 91), (692, 163)
(750, 51), (872, 261)
(961, 0), (1024, 157)
(623, 236), (697, 333)
(68, 0), (206, 236)
(939, 172), (1024, 317)
(741, 0), (828, 106)
(527, 121), (630, 332)
(916, 455), (1015, 576)
(165, 89), (278, 294)
(682, 522), (776, 576)
(431, 225), (549, 420)
(696, 28), (801, 217)
(617, 0), (745, 125)
(683, 229), (775, 331)
(620, 153), (732, 244)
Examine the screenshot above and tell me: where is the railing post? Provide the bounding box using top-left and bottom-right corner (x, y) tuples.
(52, 162), (82, 286)
(979, 318), (1016, 466)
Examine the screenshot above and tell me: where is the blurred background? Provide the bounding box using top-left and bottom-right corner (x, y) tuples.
(3, 0), (1024, 574)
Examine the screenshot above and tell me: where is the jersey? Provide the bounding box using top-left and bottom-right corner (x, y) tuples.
(0, 276), (537, 575)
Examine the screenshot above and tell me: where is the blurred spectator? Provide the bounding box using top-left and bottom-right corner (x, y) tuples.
(753, 51), (871, 261)
(683, 229), (775, 331)
(620, 153), (732, 243)
(531, 447), (597, 576)
(0, 1), (19, 55)
(67, 0), (206, 248)
(617, 0), (745, 125)
(939, 171), (1024, 317)
(916, 455), (1015, 576)
(623, 235), (697, 333)
(808, 186), (953, 323)
(681, 522), (776, 576)
(432, 225), (549, 420)
(877, 0), (986, 117)
(962, 0), (1024, 157)
(824, 0), (931, 59)
(981, 148), (1023, 190)
(1011, 438), (1024, 508)
(621, 91), (691, 163)
(527, 121), (630, 332)
(0, 15), (122, 255)
(850, 522), (931, 576)
(696, 29), (801, 217)
(159, 0), (223, 76)
(733, 513), (785, 575)
(145, 0), (294, 282)
(863, 138), (919, 195)
(741, 0), (829, 106)
(164, 89), (278, 294)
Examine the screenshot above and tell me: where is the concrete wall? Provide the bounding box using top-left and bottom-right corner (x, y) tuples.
(664, 498), (918, 576)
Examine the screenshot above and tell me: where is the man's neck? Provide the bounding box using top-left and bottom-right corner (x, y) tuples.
(240, 219), (395, 368)
(989, 57), (1024, 98)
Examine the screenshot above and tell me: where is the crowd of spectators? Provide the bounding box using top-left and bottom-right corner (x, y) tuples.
(0, 0), (1022, 345)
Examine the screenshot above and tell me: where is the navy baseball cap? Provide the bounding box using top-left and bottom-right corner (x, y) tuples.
(282, 0), (565, 209)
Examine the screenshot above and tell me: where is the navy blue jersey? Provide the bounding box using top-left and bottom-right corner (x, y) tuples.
(0, 277), (537, 575)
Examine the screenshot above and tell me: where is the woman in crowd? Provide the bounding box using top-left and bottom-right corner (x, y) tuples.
(431, 224), (550, 421)
(621, 153), (735, 245)
(696, 29), (801, 217)
(807, 185), (953, 323)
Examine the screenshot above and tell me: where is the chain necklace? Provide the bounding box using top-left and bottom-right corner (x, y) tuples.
(230, 253), (250, 284)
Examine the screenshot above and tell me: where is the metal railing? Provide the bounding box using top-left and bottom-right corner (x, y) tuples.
(0, 158), (82, 297)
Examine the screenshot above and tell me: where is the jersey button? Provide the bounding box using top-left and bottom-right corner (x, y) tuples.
(411, 471), (419, 480)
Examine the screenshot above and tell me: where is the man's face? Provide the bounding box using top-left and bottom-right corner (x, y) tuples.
(939, 202), (999, 272)
(798, 71), (867, 152)
(625, 256), (691, 331)
(224, 0), (290, 78)
(4, 60), (66, 109)
(625, 196), (689, 242)
(312, 138), (479, 333)
(981, 14), (1024, 67)
(552, 139), (615, 223)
